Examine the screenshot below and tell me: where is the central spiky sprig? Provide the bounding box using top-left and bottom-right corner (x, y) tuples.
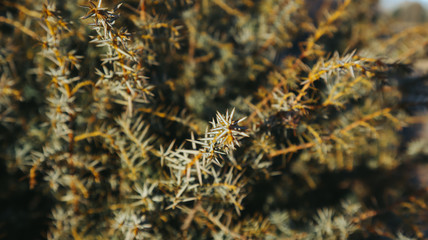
(205, 108), (248, 151)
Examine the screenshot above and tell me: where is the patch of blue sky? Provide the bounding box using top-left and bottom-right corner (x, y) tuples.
(379, 0), (428, 11)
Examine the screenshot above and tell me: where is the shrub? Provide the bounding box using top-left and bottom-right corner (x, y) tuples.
(1, 0), (427, 239)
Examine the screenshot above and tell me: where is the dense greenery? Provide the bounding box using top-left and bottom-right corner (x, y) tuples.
(1, 0), (428, 239)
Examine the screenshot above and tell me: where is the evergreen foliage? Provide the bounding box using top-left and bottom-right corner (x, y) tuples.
(1, 0), (428, 239)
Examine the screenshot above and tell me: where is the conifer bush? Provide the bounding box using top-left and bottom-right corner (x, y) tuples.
(1, 0), (428, 239)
